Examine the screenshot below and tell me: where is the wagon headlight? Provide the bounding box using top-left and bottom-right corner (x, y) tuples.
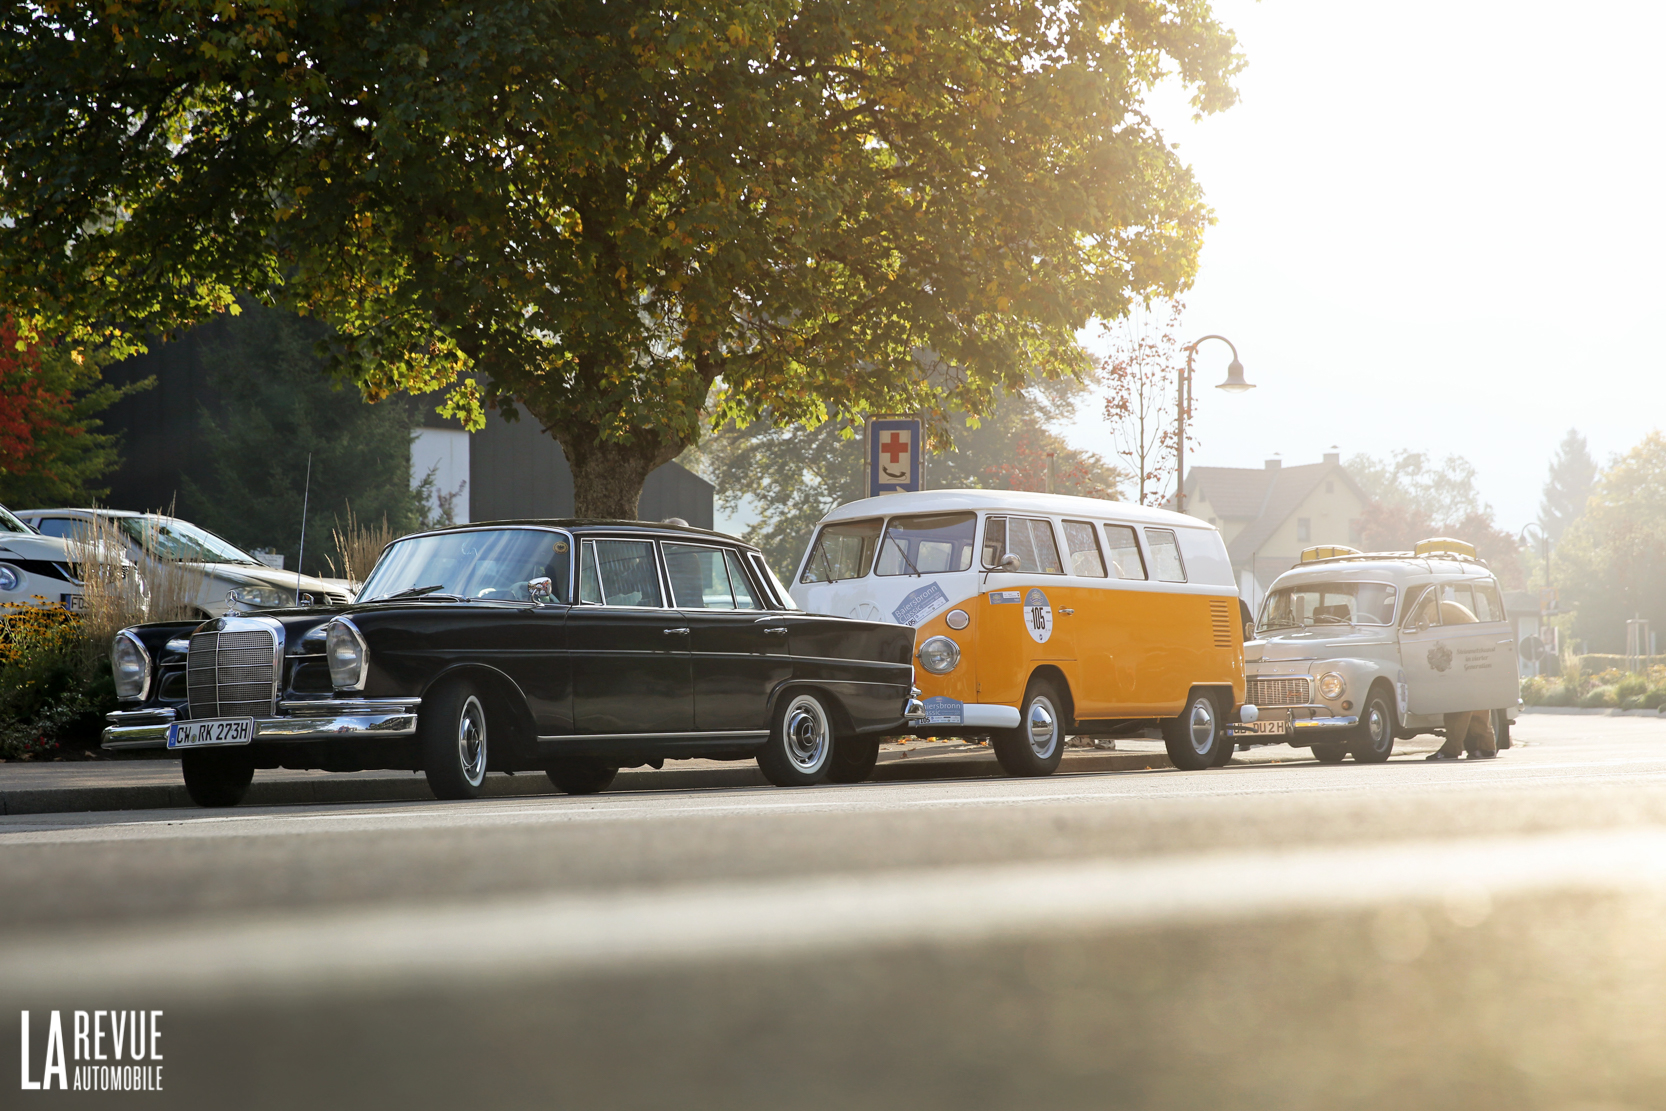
(111, 630), (151, 701)
(0, 563), (19, 592)
(917, 635), (961, 674)
(1318, 672), (1346, 701)
(325, 618), (369, 691)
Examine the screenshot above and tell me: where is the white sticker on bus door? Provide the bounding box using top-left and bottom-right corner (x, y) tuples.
(1024, 588), (1053, 644)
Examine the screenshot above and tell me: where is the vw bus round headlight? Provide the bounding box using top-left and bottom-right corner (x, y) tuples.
(1318, 672), (1346, 701)
(918, 635), (961, 674)
(111, 631), (151, 701)
(325, 619), (369, 691)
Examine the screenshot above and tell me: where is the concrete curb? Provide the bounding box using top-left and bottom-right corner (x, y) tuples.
(1519, 706), (1666, 717)
(0, 750), (1174, 817)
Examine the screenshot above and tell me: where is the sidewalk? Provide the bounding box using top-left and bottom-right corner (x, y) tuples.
(0, 739), (1187, 816)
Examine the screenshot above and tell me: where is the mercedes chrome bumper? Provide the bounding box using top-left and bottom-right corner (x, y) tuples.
(102, 699), (422, 752)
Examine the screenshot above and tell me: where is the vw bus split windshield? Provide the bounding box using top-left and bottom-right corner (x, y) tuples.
(801, 519), (882, 583)
(1259, 581), (1398, 631)
(876, 513), (977, 577)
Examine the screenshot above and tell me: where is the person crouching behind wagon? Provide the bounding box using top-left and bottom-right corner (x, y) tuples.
(1424, 592), (1499, 761)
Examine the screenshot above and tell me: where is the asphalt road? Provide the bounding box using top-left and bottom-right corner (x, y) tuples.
(8, 715), (1666, 1109)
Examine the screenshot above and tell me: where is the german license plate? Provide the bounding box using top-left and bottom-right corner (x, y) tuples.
(60, 593), (84, 611)
(168, 718), (255, 749)
(1244, 719), (1289, 735)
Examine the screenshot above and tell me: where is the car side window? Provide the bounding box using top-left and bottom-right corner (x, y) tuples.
(983, 516), (1063, 574)
(1472, 580), (1503, 621)
(1102, 525), (1147, 580)
(35, 517), (84, 541)
(664, 543), (736, 610)
(1144, 528), (1187, 583)
(579, 539), (663, 607)
(1438, 583), (1479, 625)
(1062, 521), (1106, 578)
(1403, 586), (1440, 629)
(724, 550), (763, 610)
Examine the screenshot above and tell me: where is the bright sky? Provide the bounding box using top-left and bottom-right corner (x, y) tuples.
(1062, 0), (1666, 533)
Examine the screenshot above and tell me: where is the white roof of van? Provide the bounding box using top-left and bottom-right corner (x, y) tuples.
(817, 489), (1214, 530)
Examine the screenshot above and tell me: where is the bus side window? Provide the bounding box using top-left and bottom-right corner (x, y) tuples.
(1472, 580), (1503, 621)
(1145, 528), (1187, 583)
(1103, 525), (1147, 580)
(981, 517), (1007, 569)
(1062, 520), (1106, 578)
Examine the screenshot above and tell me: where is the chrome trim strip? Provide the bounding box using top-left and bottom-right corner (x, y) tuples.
(278, 697), (422, 716)
(106, 707), (177, 725)
(537, 730), (770, 743)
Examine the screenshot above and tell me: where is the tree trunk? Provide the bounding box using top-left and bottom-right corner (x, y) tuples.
(556, 428), (685, 520)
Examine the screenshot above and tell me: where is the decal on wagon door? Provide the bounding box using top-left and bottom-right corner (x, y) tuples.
(1024, 588), (1054, 645)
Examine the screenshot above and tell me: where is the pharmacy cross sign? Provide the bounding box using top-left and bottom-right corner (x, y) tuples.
(867, 417), (923, 497)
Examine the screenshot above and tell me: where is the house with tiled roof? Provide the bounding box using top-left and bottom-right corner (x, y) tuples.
(1180, 452), (1370, 606)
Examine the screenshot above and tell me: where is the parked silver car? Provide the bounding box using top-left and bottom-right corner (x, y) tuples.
(0, 502), (121, 612)
(16, 509), (352, 619)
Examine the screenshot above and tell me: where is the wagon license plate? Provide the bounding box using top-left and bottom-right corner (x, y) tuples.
(1244, 719), (1289, 735)
(168, 718), (255, 750)
(60, 593), (84, 610)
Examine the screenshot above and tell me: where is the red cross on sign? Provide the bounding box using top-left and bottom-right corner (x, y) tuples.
(881, 432), (910, 463)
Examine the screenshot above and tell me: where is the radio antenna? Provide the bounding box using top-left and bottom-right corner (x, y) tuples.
(296, 453), (312, 600)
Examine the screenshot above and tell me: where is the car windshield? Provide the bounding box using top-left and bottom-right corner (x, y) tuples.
(1259, 581), (1398, 631)
(876, 512), (977, 577)
(116, 515), (258, 563)
(358, 528), (573, 603)
(0, 505), (33, 534)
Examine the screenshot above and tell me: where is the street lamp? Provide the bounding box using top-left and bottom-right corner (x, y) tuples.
(1177, 335), (1253, 513)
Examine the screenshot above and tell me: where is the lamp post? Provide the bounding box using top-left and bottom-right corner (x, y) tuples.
(1177, 335), (1253, 513)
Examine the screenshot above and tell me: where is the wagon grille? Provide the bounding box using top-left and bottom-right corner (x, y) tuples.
(1247, 677), (1312, 707)
(187, 627), (278, 719)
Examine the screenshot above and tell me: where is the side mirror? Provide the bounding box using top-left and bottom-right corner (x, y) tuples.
(528, 577), (554, 604)
(999, 553), (1022, 572)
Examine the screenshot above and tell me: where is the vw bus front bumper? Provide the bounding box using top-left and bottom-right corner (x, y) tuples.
(1226, 705), (1358, 740)
(907, 698), (1022, 730)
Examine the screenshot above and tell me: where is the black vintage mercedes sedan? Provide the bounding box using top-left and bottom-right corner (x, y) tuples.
(103, 521), (921, 807)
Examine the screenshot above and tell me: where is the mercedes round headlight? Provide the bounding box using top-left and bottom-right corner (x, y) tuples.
(111, 630), (151, 701)
(1318, 672), (1346, 701)
(0, 563), (19, 593)
(229, 584), (291, 609)
(325, 618), (369, 691)
(917, 635), (961, 674)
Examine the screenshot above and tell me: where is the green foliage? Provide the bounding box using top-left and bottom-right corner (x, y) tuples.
(1347, 449), (1524, 587)
(1555, 432), (1666, 653)
(690, 377), (1116, 575)
(0, 601), (110, 759)
(1539, 429), (1597, 543)
(180, 302), (428, 577)
(0, 0), (1242, 516)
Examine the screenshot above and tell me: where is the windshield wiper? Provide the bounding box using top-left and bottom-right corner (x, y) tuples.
(379, 584), (453, 602)
(884, 533), (922, 577)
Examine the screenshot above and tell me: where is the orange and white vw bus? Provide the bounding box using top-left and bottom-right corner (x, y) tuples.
(790, 490), (1246, 774)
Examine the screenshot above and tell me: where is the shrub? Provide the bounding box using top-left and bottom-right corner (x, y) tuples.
(1643, 687), (1666, 711)
(0, 601), (97, 759)
(1617, 675), (1649, 699)
(1580, 685), (1620, 709)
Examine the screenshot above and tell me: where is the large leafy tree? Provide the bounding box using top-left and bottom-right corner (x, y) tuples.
(1556, 432), (1666, 653)
(0, 0), (1241, 517)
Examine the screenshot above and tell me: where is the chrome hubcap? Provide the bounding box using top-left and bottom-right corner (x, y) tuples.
(783, 695), (830, 773)
(1187, 698), (1216, 756)
(1366, 702), (1388, 749)
(457, 695), (487, 787)
(1027, 696), (1058, 759)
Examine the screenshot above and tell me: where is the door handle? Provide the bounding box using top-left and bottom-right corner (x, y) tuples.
(763, 627), (789, 635)
(1060, 608), (1075, 616)
(665, 627), (690, 635)
(1496, 639), (1514, 646)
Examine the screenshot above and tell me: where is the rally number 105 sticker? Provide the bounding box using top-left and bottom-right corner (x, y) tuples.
(1024, 588), (1053, 644)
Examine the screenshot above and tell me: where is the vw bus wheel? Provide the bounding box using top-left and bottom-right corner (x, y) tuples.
(1348, 687), (1396, 763)
(827, 736), (881, 784)
(546, 759), (618, 795)
(759, 691), (835, 787)
(421, 682), (490, 800)
(994, 679), (1067, 778)
(1161, 690), (1228, 771)
(1311, 743), (1347, 764)
(181, 748), (255, 808)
